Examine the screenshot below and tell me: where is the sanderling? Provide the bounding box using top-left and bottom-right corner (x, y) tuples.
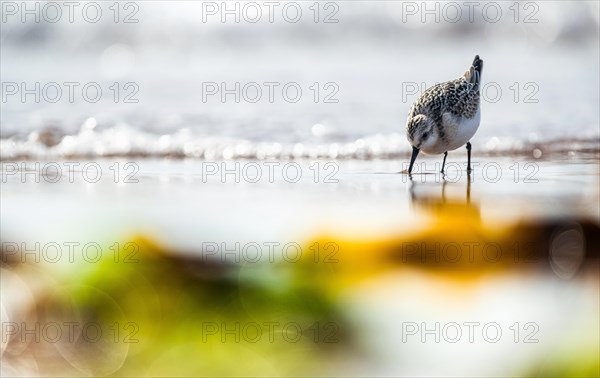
(406, 55), (483, 174)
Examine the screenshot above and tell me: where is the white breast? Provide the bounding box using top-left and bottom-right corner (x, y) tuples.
(444, 106), (481, 151)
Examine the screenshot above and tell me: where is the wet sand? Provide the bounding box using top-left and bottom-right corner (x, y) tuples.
(2, 155), (599, 245)
(1, 155), (599, 376)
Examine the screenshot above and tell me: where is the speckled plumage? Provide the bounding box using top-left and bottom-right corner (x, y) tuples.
(406, 55), (483, 155)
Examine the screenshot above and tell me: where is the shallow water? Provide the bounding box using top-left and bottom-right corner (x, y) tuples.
(2, 156), (598, 248)
(1, 156), (599, 376)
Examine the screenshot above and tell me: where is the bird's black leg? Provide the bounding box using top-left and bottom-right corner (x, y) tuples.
(466, 142), (472, 174)
(441, 152), (448, 174)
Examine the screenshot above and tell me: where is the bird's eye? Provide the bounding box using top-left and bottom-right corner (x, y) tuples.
(423, 132), (429, 139)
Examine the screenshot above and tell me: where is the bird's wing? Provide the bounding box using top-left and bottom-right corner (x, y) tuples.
(443, 78), (480, 119)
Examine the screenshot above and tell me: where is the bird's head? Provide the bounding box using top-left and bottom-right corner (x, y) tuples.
(405, 114), (438, 173)
(406, 114), (437, 151)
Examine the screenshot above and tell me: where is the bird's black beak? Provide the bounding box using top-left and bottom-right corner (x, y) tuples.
(408, 146), (420, 174)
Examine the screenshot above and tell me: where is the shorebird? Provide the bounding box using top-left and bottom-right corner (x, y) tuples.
(406, 55), (483, 174)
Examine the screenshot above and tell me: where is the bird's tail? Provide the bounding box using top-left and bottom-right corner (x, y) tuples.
(463, 55), (483, 87)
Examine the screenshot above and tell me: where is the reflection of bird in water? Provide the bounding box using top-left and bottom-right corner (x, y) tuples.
(404, 176), (598, 274)
(406, 55), (483, 174)
(408, 176), (479, 222)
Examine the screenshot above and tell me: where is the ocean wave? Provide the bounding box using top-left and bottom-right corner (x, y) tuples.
(1, 123), (598, 161)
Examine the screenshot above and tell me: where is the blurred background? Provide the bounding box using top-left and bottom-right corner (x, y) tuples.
(1, 1), (599, 158)
(1, 1), (599, 377)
